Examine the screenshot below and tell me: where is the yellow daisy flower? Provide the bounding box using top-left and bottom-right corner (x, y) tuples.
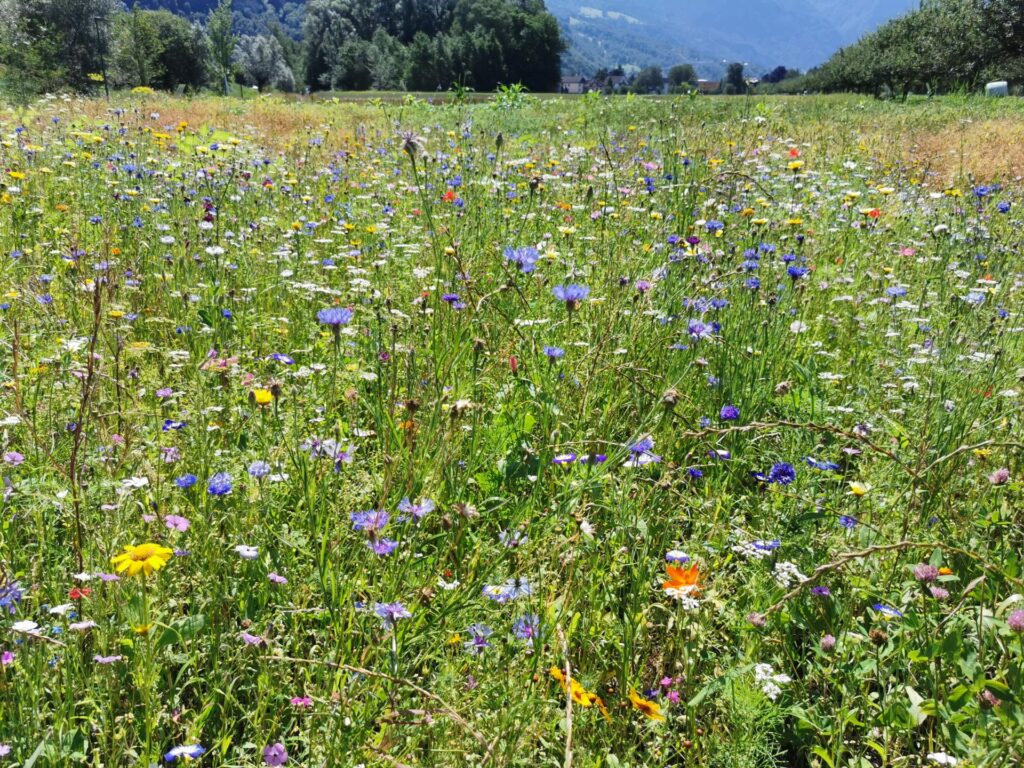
(111, 543), (174, 577)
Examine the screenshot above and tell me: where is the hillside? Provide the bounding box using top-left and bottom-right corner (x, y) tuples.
(547, 0), (920, 74)
(135, 0), (920, 76)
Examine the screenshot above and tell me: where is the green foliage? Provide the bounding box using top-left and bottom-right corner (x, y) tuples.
(206, 0), (234, 94)
(632, 66), (664, 94)
(725, 62), (747, 95)
(814, 0), (1017, 96)
(302, 0), (563, 92)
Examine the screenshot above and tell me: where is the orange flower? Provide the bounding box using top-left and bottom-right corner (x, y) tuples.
(629, 690), (666, 722)
(663, 563), (701, 596)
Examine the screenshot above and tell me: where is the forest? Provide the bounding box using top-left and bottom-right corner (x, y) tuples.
(0, 0), (564, 96)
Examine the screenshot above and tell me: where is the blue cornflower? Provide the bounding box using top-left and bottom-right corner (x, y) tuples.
(806, 457), (840, 471)
(398, 497), (435, 521)
(720, 404), (740, 421)
(543, 346), (565, 361)
(504, 246), (539, 273)
(885, 286), (907, 298)
(374, 601), (411, 628)
(873, 603), (903, 618)
(767, 462), (796, 485)
(248, 460), (271, 479)
(317, 307), (353, 326)
(175, 473), (198, 489)
(464, 623), (493, 654)
(552, 284), (590, 309)
(350, 510), (389, 533)
(207, 472), (233, 496)
(810, 586), (831, 597)
(0, 579), (23, 615)
(787, 265), (808, 280)
(513, 614), (540, 645)
(838, 514), (858, 529)
(745, 276), (761, 291)
(625, 436), (661, 467)
(368, 538), (399, 556)
(162, 419), (186, 431)
(687, 318), (712, 340)
(998, 201), (1011, 213)
(165, 744), (206, 762)
(268, 353), (295, 365)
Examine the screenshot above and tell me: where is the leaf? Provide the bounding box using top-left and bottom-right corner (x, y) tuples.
(810, 746), (836, 768)
(23, 739), (48, 768)
(157, 614), (206, 649)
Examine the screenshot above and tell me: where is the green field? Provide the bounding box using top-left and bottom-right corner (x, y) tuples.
(0, 92), (1023, 767)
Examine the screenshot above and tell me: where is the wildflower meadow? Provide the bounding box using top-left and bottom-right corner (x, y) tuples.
(0, 91), (1023, 767)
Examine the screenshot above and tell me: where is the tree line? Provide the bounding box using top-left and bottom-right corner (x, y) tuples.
(771, 0), (1024, 97)
(0, 0), (564, 98)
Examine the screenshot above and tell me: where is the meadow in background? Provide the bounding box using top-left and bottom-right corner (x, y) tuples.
(0, 91), (1022, 766)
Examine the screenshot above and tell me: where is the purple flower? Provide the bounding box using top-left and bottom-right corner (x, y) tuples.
(504, 246), (539, 273)
(464, 623), (493, 654)
(316, 307), (353, 326)
(767, 462), (796, 485)
(350, 509), (389, 532)
(719, 404), (739, 421)
(264, 743), (289, 766)
(913, 564), (940, 583)
(552, 284), (590, 309)
(245, 460), (270, 479)
(1, 651), (14, 665)
(810, 586), (831, 597)
(2, 452), (24, 466)
(368, 538), (399, 556)
(820, 634), (836, 652)
(838, 515), (858, 529)
(929, 586), (949, 601)
(94, 654), (123, 664)
(240, 631), (265, 646)
(625, 435), (661, 467)
(268, 572), (288, 584)
(374, 601), (411, 628)
(513, 614), (539, 645)
(1008, 609), (1024, 633)
(543, 346), (565, 361)
(164, 515), (190, 532)
(156, 387), (173, 398)
(207, 472), (232, 496)
(687, 318), (712, 340)
(397, 497), (434, 521)
(989, 467), (1010, 485)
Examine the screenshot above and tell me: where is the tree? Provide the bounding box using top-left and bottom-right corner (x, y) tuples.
(150, 11), (209, 91)
(112, 5), (163, 88)
(761, 66), (788, 84)
(667, 64), (697, 90)
(0, 0), (119, 92)
(207, 0), (234, 94)
(235, 34), (295, 91)
(724, 62), (747, 95)
(632, 65), (664, 94)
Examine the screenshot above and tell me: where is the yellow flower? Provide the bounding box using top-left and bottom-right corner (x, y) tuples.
(251, 388), (273, 407)
(132, 623), (154, 636)
(628, 690), (666, 722)
(848, 481), (871, 497)
(111, 543), (174, 577)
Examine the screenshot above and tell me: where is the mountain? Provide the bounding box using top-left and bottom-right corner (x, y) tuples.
(546, 0), (921, 75)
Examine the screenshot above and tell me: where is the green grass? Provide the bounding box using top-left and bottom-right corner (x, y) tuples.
(0, 91), (1022, 767)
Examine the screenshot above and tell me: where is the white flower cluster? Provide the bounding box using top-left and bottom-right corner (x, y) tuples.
(773, 561), (808, 588)
(754, 663), (791, 701)
(732, 541), (770, 560)
(926, 753), (958, 767)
